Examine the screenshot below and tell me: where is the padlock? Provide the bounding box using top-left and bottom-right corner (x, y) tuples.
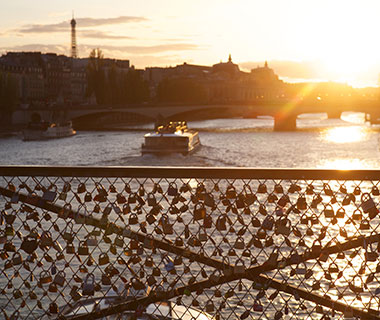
(336, 207), (345, 219)
(42, 185), (57, 202)
(352, 209), (362, 221)
(129, 213), (138, 225)
(58, 203), (72, 219)
(205, 300), (215, 313)
(360, 220), (370, 230)
(371, 185), (380, 196)
(216, 215), (226, 231)
(78, 241), (89, 255)
(40, 270), (52, 284)
(258, 204), (267, 216)
(114, 235), (124, 248)
(276, 217), (291, 236)
(83, 273), (95, 295)
(12, 252), (22, 265)
(234, 258), (245, 274)
(53, 271), (65, 286)
(296, 196), (307, 210)
(269, 183), (282, 195)
(193, 203), (206, 221)
(361, 193), (379, 219)
(329, 262), (339, 273)
(232, 235), (245, 250)
(99, 253), (110, 265)
(131, 277), (146, 290)
(225, 185), (236, 199)
(167, 182), (178, 196)
(146, 192), (157, 206)
(257, 183), (267, 194)
(13, 289), (22, 299)
(323, 204), (334, 218)
(199, 230), (208, 242)
(49, 302), (59, 314)
(262, 216), (274, 230)
(4, 210), (16, 225)
(253, 300), (263, 312)
(48, 282), (58, 293)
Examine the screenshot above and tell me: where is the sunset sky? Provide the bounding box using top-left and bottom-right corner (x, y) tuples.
(1, 0), (380, 87)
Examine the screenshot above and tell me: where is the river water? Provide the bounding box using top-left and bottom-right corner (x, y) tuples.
(1, 112), (380, 169)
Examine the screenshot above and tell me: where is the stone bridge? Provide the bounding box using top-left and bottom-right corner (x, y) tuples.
(12, 100), (380, 130)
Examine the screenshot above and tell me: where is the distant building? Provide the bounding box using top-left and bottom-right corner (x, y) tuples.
(145, 55), (284, 103)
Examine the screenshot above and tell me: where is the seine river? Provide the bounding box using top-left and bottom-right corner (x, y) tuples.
(1, 112), (380, 169)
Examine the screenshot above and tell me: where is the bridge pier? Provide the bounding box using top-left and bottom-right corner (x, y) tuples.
(274, 114), (297, 131)
(327, 110), (342, 119)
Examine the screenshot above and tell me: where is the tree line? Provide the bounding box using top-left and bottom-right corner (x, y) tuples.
(86, 49), (149, 105)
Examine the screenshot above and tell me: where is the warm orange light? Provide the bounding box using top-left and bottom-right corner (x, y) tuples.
(321, 126), (366, 144)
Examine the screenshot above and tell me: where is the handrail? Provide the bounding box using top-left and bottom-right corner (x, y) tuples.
(1, 165), (380, 179)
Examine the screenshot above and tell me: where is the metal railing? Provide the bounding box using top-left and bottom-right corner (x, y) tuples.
(1, 166), (380, 319)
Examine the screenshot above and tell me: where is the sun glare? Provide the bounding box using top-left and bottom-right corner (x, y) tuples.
(319, 159), (366, 170)
(321, 126), (367, 144)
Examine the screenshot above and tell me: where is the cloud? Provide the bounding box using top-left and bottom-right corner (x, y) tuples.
(1, 42), (199, 57)
(16, 16), (147, 34)
(79, 30), (133, 40)
(98, 43), (199, 54)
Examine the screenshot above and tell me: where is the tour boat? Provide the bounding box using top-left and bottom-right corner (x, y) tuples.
(141, 121), (201, 155)
(22, 121), (76, 141)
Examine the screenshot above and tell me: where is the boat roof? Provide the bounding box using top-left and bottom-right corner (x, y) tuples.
(144, 131), (195, 138)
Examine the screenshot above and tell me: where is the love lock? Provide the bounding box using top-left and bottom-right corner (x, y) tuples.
(20, 236), (38, 254)
(296, 196), (307, 210)
(4, 210), (16, 225)
(257, 182), (267, 194)
(323, 204), (334, 218)
(253, 300), (263, 312)
(167, 182), (178, 196)
(147, 192), (157, 206)
(53, 270), (65, 287)
(275, 217), (291, 236)
(234, 258), (245, 274)
(129, 213), (138, 225)
(328, 262), (339, 273)
(274, 183), (283, 193)
(193, 203), (206, 221)
(205, 300), (215, 313)
(12, 252), (22, 265)
(216, 215), (227, 231)
(40, 270), (52, 284)
(360, 219), (370, 230)
(83, 273), (95, 296)
(261, 216), (274, 232)
(361, 193), (379, 219)
(234, 236), (245, 249)
(99, 253), (110, 265)
(78, 241), (89, 255)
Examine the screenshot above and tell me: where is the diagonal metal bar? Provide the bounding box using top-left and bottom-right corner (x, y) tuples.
(2, 186), (380, 319)
(64, 271), (380, 320)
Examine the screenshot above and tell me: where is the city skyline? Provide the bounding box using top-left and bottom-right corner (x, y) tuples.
(1, 0), (380, 87)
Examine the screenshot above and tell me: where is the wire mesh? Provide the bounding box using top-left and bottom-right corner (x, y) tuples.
(1, 167), (380, 319)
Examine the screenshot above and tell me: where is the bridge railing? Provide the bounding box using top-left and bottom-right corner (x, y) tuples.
(1, 166), (380, 319)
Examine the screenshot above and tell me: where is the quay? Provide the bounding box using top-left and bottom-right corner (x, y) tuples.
(1, 166), (380, 319)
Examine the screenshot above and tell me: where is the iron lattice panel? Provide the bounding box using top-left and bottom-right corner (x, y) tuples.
(0, 167), (380, 319)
